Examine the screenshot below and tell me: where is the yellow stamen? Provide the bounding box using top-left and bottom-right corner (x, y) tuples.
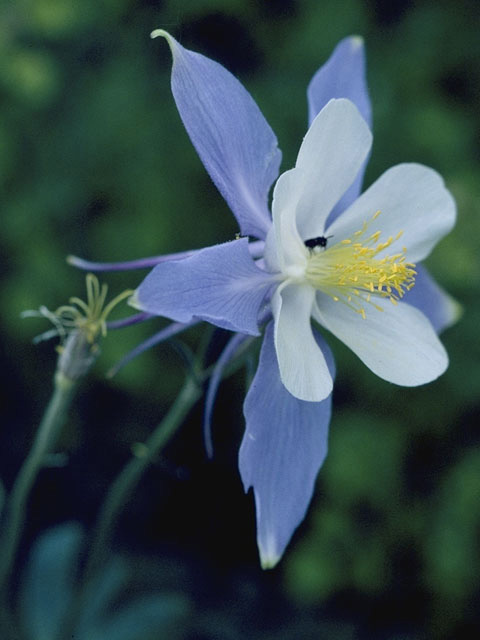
(305, 211), (416, 318)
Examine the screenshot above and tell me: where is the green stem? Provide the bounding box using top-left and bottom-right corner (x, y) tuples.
(83, 374), (202, 582)
(0, 372), (76, 598)
(59, 374), (201, 640)
(83, 335), (255, 579)
(58, 374), (201, 640)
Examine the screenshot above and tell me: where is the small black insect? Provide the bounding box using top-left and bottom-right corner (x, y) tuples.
(304, 235), (333, 251)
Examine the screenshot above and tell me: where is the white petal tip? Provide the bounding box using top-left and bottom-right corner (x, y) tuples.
(281, 375), (333, 403)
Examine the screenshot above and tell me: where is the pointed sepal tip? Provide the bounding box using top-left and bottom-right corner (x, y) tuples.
(150, 28), (170, 40)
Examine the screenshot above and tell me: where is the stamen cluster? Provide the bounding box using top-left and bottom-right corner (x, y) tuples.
(54, 274), (133, 344)
(23, 274), (134, 381)
(305, 211), (416, 318)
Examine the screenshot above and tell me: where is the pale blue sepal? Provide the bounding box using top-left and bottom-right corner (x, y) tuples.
(404, 265), (462, 333)
(307, 36), (372, 225)
(152, 30), (282, 240)
(307, 36), (371, 128)
(133, 239), (275, 336)
(239, 321), (335, 569)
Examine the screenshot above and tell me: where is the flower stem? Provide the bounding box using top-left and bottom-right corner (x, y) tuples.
(58, 373), (201, 640)
(83, 374), (202, 582)
(0, 372), (76, 598)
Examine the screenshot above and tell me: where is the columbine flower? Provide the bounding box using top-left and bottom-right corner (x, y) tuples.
(125, 33), (456, 567)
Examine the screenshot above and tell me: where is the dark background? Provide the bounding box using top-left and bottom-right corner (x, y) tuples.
(1, 0), (480, 638)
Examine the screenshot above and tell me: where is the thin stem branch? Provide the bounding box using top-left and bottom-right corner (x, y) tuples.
(0, 373), (76, 598)
(59, 374), (201, 640)
(83, 374), (202, 582)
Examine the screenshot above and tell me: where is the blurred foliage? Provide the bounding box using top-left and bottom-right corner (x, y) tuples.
(1, 0), (480, 639)
(20, 523), (190, 640)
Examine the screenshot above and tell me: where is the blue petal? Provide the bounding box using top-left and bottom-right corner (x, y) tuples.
(404, 264), (461, 333)
(307, 36), (372, 224)
(239, 321), (335, 568)
(133, 239), (274, 336)
(153, 30), (282, 240)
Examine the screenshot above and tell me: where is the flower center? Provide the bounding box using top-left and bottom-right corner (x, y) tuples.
(305, 210), (416, 319)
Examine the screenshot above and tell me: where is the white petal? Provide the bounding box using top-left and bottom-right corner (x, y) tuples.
(314, 293), (448, 386)
(294, 98), (372, 240)
(328, 163), (456, 262)
(272, 282), (332, 401)
(270, 168), (308, 272)
(269, 100), (372, 274)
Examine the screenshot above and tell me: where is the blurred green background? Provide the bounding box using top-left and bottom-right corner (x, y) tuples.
(1, 0), (479, 638)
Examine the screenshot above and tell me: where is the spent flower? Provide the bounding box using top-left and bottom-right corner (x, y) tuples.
(24, 274), (133, 382)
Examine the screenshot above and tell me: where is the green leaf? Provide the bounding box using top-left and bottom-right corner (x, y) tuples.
(20, 523), (84, 640)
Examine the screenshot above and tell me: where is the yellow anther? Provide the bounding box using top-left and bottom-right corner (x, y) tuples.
(305, 209), (416, 319)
